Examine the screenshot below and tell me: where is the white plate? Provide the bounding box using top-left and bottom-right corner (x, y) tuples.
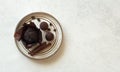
(14, 12), (63, 59)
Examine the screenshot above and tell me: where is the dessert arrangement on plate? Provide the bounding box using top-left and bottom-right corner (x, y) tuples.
(14, 12), (63, 59)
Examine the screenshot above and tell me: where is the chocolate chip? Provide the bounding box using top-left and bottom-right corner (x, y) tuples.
(50, 23), (52, 26)
(31, 16), (36, 20)
(54, 29), (56, 32)
(40, 22), (48, 30)
(37, 18), (40, 22)
(45, 32), (54, 41)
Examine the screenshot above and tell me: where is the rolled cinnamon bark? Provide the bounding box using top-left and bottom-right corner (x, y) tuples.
(29, 42), (51, 56)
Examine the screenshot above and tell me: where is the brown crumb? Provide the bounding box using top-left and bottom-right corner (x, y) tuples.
(50, 23), (52, 26)
(54, 29), (56, 32)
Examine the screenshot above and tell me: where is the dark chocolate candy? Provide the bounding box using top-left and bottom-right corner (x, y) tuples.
(45, 32), (54, 41)
(40, 22), (48, 30)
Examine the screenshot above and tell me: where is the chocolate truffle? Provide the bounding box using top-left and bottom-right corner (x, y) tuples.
(40, 22), (48, 30)
(45, 32), (54, 41)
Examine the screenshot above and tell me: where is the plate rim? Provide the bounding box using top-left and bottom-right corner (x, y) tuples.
(14, 12), (63, 60)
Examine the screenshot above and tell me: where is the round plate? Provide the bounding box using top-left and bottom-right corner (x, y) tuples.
(14, 12), (63, 59)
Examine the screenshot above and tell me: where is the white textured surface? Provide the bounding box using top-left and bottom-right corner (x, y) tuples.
(0, 0), (120, 72)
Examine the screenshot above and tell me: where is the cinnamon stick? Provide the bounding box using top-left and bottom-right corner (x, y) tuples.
(29, 42), (51, 56)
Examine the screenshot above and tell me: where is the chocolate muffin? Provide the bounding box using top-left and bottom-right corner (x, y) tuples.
(40, 22), (48, 30)
(21, 23), (42, 44)
(22, 27), (39, 44)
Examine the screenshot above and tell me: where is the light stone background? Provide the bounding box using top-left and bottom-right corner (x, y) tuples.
(0, 0), (120, 72)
